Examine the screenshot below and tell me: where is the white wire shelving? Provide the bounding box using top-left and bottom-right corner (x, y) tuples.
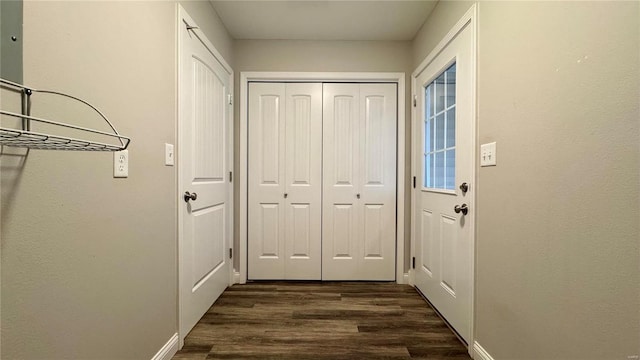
(0, 78), (130, 151)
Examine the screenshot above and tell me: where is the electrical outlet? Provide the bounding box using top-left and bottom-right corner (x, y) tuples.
(114, 150), (129, 178)
(165, 143), (174, 166)
(480, 142), (497, 166)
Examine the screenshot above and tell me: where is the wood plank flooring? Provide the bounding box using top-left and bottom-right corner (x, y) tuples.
(173, 282), (470, 360)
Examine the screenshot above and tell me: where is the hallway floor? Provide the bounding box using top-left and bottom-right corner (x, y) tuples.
(173, 282), (470, 359)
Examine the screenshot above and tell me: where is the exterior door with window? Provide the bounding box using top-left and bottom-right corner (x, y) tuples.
(414, 17), (474, 343)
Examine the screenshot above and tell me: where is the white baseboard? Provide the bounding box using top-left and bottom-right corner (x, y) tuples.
(233, 271), (241, 284)
(151, 333), (179, 360)
(402, 272), (409, 284)
(473, 342), (494, 360)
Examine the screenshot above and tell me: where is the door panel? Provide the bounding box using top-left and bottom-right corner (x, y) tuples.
(322, 85), (360, 280)
(248, 83), (286, 279)
(414, 18), (474, 343)
(248, 83), (322, 280)
(179, 20), (231, 339)
(358, 84), (396, 280)
(284, 83), (322, 280)
(322, 83), (396, 281)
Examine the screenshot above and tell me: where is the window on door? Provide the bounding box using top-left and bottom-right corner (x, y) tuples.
(424, 63), (456, 190)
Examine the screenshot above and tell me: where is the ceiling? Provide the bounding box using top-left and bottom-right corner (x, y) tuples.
(209, 1), (438, 41)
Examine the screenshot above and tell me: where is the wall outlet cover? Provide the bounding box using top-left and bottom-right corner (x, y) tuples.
(114, 150), (129, 177)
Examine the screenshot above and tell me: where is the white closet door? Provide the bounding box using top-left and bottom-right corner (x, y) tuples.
(248, 83), (322, 280)
(322, 83), (397, 281)
(322, 84), (361, 280)
(284, 83), (322, 280)
(358, 84), (397, 280)
(248, 83), (286, 279)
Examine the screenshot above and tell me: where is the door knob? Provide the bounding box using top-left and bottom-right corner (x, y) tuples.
(459, 182), (469, 194)
(184, 191), (197, 203)
(454, 204), (468, 215)
(284, 193), (288, 199)
(356, 193), (361, 199)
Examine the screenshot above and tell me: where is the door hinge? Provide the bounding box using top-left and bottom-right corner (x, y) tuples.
(413, 176), (416, 189)
(229, 248), (233, 259)
(413, 95), (417, 107)
(228, 94), (233, 105)
(229, 171), (233, 182)
(412, 256), (416, 269)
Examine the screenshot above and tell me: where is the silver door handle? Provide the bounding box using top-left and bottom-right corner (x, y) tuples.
(184, 191), (197, 203)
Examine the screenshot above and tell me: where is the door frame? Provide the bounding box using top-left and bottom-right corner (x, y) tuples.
(239, 72), (406, 284)
(176, 5), (234, 345)
(410, 3), (477, 356)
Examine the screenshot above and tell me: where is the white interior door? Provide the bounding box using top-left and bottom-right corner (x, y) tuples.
(414, 18), (474, 343)
(248, 83), (322, 280)
(179, 19), (232, 339)
(322, 83), (397, 281)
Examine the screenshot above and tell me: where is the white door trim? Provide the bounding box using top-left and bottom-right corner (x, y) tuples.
(239, 71), (406, 284)
(176, 4), (234, 346)
(411, 3), (477, 356)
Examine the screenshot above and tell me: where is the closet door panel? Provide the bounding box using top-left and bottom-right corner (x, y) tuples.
(322, 84), (360, 280)
(358, 84), (397, 280)
(284, 83), (322, 279)
(248, 83), (286, 279)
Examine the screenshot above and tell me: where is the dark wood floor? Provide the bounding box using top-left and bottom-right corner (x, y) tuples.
(173, 282), (470, 360)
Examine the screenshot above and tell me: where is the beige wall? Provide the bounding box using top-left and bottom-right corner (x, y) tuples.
(233, 39), (414, 271)
(414, 1), (639, 358)
(0, 1), (233, 359)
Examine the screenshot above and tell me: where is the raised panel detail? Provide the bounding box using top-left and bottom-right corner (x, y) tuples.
(334, 96), (354, 185)
(421, 210), (433, 276)
(192, 204), (225, 289)
(291, 203), (311, 258)
(260, 203), (280, 258)
(260, 95), (280, 185)
(333, 204), (353, 258)
(193, 58), (224, 181)
(364, 204), (383, 258)
(364, 96), (384, 185)
(292, 96), (311, 185)
(440, 214), (456, 296)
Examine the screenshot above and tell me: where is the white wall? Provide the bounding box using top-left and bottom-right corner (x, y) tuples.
(0, 1), (234, 358)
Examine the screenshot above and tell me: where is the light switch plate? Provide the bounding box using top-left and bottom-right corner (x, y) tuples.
(481, 142), (497, 166)
(165, 143), (174, 166)
(114, 150), (129, 177)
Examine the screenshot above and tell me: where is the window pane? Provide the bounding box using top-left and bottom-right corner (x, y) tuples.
(445, 63), (456, 108)
(435, 113), (445, 150)
(425, 85), (433, 120)
(435, 73), (445, 114)
(445, 149), (455, 190)
(435, 151), (445, 188)
(422, 61), (457, 191)
(446, 108), (455, 148)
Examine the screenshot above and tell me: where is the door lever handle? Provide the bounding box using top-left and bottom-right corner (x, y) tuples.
(184, 191), (197, 203)
(454, 204), (468, 215)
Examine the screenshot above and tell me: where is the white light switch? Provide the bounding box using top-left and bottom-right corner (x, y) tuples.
(114, 150), (129, 177)
(481, 142), (497, 166)
(165, 143), (174, 166)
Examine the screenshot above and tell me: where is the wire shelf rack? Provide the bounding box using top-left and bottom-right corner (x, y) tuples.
(0, 78), (130, 151)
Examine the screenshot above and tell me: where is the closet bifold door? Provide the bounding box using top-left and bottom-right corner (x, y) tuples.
(248, 82), (322, 280)
(322, 83), (397, 281)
